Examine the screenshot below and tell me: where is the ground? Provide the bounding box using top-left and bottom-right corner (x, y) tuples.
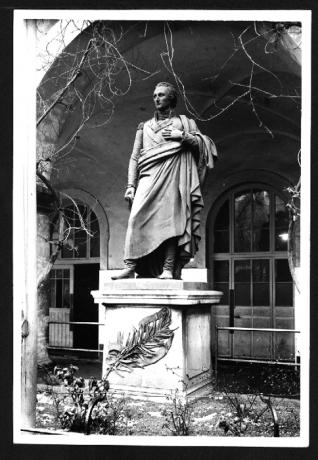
(35, 360), (300, 437)
(36, 389), (300, 437)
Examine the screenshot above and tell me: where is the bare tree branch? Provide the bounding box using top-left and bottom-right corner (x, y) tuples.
(37, 37), (95, 127)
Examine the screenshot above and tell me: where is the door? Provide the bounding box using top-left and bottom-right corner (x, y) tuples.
(73, 263), (99, 350)
(49, 266), (74, 347)
(209, 186), (294, 361)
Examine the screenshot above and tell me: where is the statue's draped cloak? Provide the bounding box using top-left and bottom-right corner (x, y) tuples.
(124, 115), (217, 277)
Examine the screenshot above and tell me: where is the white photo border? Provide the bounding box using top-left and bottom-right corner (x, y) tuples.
(13, 8), (311, 447)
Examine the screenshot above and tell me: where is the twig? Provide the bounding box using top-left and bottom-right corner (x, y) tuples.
(248, 62), (274, 137)
(229, 80), (301, 100)
(238, 27), (283, 93)
(259, 395), (280, 437)
(37, 38), (95, 127)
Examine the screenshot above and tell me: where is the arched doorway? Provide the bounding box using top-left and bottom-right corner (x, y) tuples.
(48, 200), (101, 355)
(207, 184), (294, 362)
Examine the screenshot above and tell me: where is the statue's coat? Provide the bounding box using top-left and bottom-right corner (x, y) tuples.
(124, 115), (217, 277)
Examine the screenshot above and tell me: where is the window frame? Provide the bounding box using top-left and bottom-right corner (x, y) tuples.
(49, 265), (74, 309)
(209, 183), (293, 310)
(54, 202), (100, 263)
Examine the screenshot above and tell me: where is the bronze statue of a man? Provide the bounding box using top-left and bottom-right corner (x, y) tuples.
(112, 82), (217, 280)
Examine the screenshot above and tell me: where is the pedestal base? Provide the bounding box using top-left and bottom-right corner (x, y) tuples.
(92, 280), (222, 400)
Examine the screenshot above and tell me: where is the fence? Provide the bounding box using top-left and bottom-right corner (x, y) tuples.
(48, 320), (301, 369)
(214, 326), (300, 377)
(48, 319), (105, 354)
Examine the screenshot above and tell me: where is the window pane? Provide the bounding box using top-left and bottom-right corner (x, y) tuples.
(235, 284), (251, 306)
(252, 191), (270, 251)
(50, 278), (56, 308)
(90, 211), (100, 257)
(234, 260), (250, 281)
(61, 230), (74, 259)
(214, 283), (229, 304)
(214, 260), (229, 282)
(276, 284), (293, 306)
(55, 269), (63, 278)
(234, 191), (252, 252)
(61, 204), (100, 259)
(234, 260), (251, 305)
(253, 259), (269, 306)
(50, 269), (71, 309)
(56, 279), (63, 308)
(63, 279), (70, 308)
(214, 200), (229, 253)
(276, 259), (292, 281)
(252, 259), (269, 282)
(73, 205), (87, 227)
(74, 233), (87, 258)
(275, 259), (293, 306)
(62, 207), (76, 259)
(214, 261), (229, 304)
(275, 196), (289, 251)
(62, 245), (74, 258)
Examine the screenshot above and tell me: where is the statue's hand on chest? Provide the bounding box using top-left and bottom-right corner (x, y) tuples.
(161, 119), (183, 142)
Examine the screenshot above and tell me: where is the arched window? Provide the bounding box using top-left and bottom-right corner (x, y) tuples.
(60, 203), (100, 259)
(207, 185), (294, 361)
(49, 201), (100, 353)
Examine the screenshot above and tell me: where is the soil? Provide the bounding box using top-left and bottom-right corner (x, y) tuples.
(35, 360), (300, 437)
(36, 387), (300, 437)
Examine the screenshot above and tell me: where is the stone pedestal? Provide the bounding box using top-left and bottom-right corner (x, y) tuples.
(92, 279), (222, 400)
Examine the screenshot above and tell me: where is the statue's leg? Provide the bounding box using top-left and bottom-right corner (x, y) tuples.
(173, 258), (187, 280)
(111, 259), (136, 280)
(158, 238), (177, 279)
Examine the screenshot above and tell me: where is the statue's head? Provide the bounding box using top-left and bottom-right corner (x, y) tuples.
(153, 82), (178, 110)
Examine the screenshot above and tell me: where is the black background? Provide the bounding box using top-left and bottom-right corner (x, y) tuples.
(1, 1), (317, 459)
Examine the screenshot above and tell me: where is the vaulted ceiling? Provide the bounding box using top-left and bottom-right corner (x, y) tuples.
(38, 20), (301, 196)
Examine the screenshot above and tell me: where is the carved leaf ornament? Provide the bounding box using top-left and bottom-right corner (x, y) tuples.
(105, 307), (175, 378)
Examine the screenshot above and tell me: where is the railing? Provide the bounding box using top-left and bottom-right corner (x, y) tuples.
(214, 326), (300, 377)
(48, 320), (105, 354)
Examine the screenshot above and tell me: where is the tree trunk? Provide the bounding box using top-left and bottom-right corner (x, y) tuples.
(37, 212), (52, 365)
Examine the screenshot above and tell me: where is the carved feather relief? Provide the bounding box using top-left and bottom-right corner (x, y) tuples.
(105, 307), (175, 378)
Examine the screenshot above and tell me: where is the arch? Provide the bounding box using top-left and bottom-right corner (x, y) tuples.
(205, 179), (295, 361)
(206, 180), (291, 269)
(60, 187), (109, 269)
(198, 169), (293, 269)
(36, 20), (89, 86)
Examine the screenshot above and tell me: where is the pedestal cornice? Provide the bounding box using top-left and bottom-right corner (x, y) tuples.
(92, 289), (223, 306)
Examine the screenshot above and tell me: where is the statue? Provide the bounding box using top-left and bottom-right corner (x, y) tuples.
(112, 82), (217, 280)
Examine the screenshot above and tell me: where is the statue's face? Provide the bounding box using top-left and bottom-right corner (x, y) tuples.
(153, 85), (171, 111)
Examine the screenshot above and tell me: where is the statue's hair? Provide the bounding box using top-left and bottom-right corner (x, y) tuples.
(154, 82), (178, 108)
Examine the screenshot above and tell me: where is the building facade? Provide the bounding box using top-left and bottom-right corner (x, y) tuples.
(36, 19), (301, 363)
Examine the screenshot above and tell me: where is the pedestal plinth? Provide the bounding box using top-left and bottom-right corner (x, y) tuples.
(92, 279), (222, 400)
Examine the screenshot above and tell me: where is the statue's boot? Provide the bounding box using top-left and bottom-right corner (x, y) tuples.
(173, 259), (185, 280)
(111, 260), (136, 280)
(158, 269), (173, 279)
(157, 237), (176, 280)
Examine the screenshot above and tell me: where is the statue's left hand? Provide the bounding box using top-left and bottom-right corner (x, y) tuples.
(125, 186), (135, 204)
(162, 128), (183, 141)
